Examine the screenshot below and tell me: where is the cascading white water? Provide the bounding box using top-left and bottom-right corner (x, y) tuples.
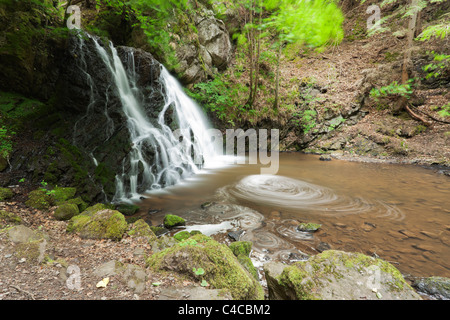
(82, 34), (222, 202)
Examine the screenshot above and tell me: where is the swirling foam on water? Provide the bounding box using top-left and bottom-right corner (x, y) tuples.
(218, 175), (404, 220)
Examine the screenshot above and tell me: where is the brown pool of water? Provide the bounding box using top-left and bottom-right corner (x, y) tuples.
(136, 153), (450, 278)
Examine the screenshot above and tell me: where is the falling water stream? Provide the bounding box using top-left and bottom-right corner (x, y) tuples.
(75, 33), (226, 202)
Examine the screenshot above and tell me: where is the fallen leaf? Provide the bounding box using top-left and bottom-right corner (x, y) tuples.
(96, 277), (110, 288)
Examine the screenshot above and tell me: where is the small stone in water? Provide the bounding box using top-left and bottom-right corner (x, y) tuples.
(228, 230), (244, 241)
(297, 223), (322, 232)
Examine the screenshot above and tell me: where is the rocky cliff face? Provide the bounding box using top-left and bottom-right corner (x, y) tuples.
(173, 7), (233, 85)
(0, 25), (169, 202)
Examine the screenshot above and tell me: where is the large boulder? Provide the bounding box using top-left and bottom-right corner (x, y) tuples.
(67, 208), (128, 241)
(4, 225), (48, 264)
(197, 15), (232, 71)
(174, 8), (232, 85)
(25, 189), (54, 210)
(264, 250), (422, 300)
(127, 219), (157, 242)
(54, 203), (79, 221)
(146, 234), (264, 300)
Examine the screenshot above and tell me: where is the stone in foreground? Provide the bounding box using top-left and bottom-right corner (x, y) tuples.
(264, 250), (422, 300)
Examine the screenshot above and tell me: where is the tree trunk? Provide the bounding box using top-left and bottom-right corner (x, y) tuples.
(248, 0), (254, 107)
(274, 42), (282, 110)
(400, 0), (431, 126)
(249, 0), (262, 107)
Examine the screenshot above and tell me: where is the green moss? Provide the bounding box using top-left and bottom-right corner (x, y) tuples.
(229, 241), (253, 257)
(54, 203), (79, 221)
(163, 214), (186, 229)
(236, 254), (259, 280)
(14, 238), (46, 265)
(116, 203), (140, 216)
(173, 230), (191, 242)
(278, 264), (319, 300)
(147, 234), (264, 300)
(53, 187), (77, 204)
(94, 162), (116, 196)
(66, 214), (90, 233)
(277, 250), (413, 299)
(128, 219), (157, 241)
(25, 189), (54, 210)
(65, 197), (88, 213)
(82, 203), (115, 215)
(297, 223), (322, 232)
(0, 187), (13, 201)
(0, 210), (22, 228)
(67, 209), (127, 241)
(56, 138), (89, 185)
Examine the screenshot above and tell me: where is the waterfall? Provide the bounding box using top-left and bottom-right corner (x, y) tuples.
(73, 33), (222, 203)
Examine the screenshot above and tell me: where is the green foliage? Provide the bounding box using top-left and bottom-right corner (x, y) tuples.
(0, 126), (14, 160)
(187, 75), (248, 125)
(370, 80), (415, 100)
(290, 108), (317, 134)
(433, 103), (450, 118)
(124, 0), (197, 68)
(193, 267), (205, 276)
(299, 109), (317, 134)
(263, 0), (344, 47)
(422, 51), (450, 80)
(417, 23), (449, 41)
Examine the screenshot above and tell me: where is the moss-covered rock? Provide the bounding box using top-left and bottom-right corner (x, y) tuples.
(229, 241), (253, 257)
(236, 254), (259, 281)
(173, 230), (191, 242)
(173, 230), (203, 242)
(4, 225), (48, 265)
(297, 223), (322, 232)
(146, 234), (264, 300)
(14, 238), (47, 265)
(265, 250), (422, 300)
(54, 203), (79, 221)
(128, 219), (157, 241)
(65, 197), (88, 213)
(0, 156), (7, 172)
(53, 187), (77, 204)
(116, 203), (140, 216)
(67, 209), (128, 241)
(228, 241), (258, 280)
(150, 226), (169, 237)
(0, 210), (22, 228)
(25, 189), (54, 210)
(149, 235), (178, 253)
(163, 214), (186, 229)
(0, 187), (13, 201)
(82, 203), (115, 215)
